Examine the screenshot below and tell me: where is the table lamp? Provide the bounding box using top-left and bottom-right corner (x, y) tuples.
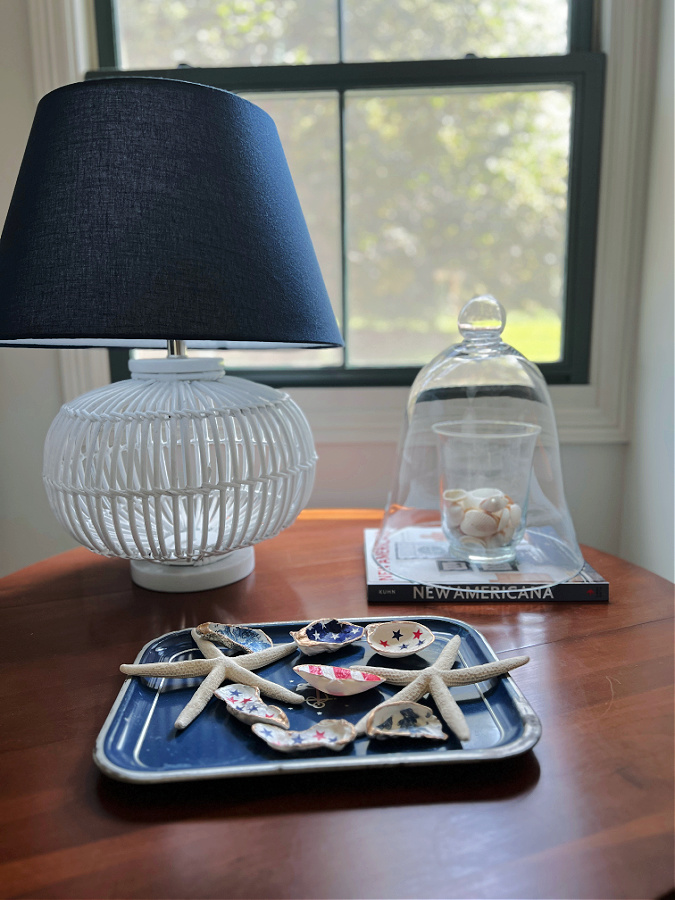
(0, 77), (343, 592)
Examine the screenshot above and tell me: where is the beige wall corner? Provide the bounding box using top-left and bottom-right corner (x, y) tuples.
(0, 1), (78, 577)
(619, 0), (675, 581)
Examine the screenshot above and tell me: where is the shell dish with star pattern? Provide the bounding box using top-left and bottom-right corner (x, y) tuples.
(251, 719), (356, 753)
(365, 621), (435, 657)
(214, 683), (290, 729)
(290, 618), (364, 656)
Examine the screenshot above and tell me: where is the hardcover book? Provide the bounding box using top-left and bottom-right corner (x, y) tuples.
(364, 528), (609, 603)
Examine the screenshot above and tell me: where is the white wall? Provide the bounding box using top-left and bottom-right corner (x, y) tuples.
(0, 0), (79, 575)
(0, 0), (670, 579)
(619, 0), (674, 581)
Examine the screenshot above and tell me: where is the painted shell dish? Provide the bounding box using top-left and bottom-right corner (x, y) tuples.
(214, 683), (289, 729)
(252, 719), (356, 753)
(294, 663), (384, 697)
(365, 620), (435, 657)
(290, 618), (364, 656)
(366, 701), (447, 741)
(195, 622), (272, 655)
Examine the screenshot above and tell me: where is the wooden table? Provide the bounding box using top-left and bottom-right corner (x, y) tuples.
(0, 510), (672, 900)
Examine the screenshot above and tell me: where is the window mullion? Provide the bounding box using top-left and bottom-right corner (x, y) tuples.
(568, 0), (595, 53)
(337, 0), (345, 64)
(93, 0), (118, 68)
(88, 56), (603, 92)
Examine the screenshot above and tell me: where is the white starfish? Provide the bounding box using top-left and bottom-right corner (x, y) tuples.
(120, 629), (302, 730)
(352, 635), (529, 741)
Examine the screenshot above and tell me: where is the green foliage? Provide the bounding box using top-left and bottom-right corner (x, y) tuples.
(345, 87), (570, 365)
(342, 0), (567, 61)
(117, 0), (337, 67)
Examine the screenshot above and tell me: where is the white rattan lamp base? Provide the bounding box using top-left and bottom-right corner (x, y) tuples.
(43, 354), (318, 595)
(130, 548), (255, 593)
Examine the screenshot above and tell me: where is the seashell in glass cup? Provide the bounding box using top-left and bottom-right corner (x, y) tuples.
(365, 701), (447, 741)
(251, 719), (356, 753)
(195, 622), (272, 655)
(365, 620), (435, 657)
(293, 663), (384, 697)
(290, 618), (364, 656)
(214, 683), (290, 729)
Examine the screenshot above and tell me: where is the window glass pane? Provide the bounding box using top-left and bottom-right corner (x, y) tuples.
(342, 0), (569, 62)
(116, 0), (339, 69)
(345, 86), (571, 367)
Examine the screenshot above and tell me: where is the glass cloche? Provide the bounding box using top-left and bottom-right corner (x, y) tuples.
(373, 295), (584, 593)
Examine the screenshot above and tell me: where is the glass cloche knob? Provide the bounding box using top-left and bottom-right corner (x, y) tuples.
(457, 294), (506, 341)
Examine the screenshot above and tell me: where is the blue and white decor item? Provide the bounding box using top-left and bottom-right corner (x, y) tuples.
(364, 620), (435, 657)
(365, 701), (447, 741)
(196, 623), (273, 655)
(290, 618), (365, 655)
(214, 683), (290, 729)
(0, 78), (342, 593)
(251, 719), (356, 753)
(99, 617), (541, 780)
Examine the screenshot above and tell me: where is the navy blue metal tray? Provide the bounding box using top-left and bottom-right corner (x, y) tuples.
(94, 616), (541, 782)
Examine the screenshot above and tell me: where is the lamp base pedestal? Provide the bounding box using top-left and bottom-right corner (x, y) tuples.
(130, 548), (255, 593)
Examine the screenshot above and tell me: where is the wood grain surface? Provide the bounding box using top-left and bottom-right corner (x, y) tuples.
(0, 509), (672, 900)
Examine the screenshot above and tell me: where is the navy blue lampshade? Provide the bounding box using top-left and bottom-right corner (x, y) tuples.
(0, 77), (343, 349)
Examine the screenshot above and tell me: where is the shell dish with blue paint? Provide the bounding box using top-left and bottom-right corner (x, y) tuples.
(366, 701), (447, 741)
(290, 618), (364, 656)
(196, 622), (273, 655)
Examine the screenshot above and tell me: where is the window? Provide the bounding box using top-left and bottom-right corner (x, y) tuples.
(91, 0), (604, 386)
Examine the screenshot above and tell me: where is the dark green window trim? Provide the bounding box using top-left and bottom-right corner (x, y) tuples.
(93, 0), (604, 388)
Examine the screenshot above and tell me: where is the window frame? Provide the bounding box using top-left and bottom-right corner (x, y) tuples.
(91, 0), (604, 387)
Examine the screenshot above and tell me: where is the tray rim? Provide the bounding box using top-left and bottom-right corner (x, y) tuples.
(94, 615), (542, 783)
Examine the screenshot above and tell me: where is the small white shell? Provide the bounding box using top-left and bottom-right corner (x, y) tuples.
(293, 664), (383, 697)
(497, 507), (511, 531)
(443, 488), (468, 504)
(444, 501), (465, 527)
(470, 487), (503, 500)
(466, 488), (499, 509)
(509, 503), (522, 527)
(366, 701), (447, 741)
(365, 620), (435, 657)
(252, 719), (356, 753)
(460, 508), (499, 537)
(479, 492), (508, 513)
(214, 683), (289, 729)
(290, 618), (364, 656)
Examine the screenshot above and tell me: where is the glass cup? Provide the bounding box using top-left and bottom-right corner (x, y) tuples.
(432, 420), (542, 564)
